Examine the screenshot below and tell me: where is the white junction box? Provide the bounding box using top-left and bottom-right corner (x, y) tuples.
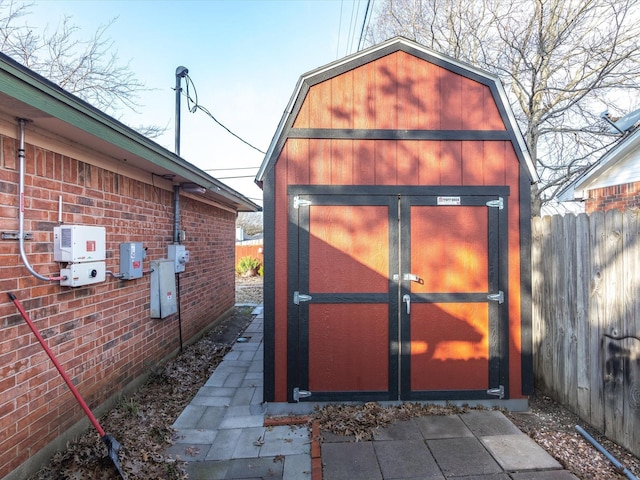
(60, 261), (106, 287)
(167, 244), (190, 273)
(54, 226), (106, 263)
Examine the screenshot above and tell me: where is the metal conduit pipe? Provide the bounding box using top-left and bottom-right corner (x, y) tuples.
(575, 425), (639, 480)
(17, 118), (65, 282)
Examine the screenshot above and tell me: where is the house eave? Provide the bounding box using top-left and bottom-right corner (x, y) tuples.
(0, 52), (259, 212)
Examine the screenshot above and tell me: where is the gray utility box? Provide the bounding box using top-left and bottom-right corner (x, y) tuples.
(120, 242), (145, 280)
(150, 259), (177, 319)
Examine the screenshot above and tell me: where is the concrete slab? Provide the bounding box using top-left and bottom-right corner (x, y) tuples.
(165, 443), (210, 462)
(185, 460), (229, 480)
(225, 456), (284, 479)
(511, 472), (580, 480)
(282, 453), (312, 480)
(195, 386), (237, 397)
(445, 475), (511, 480)
(173, 404), (207, 429)
(480, 434), (563, 471)
(171, 428), (218, 445)
(373, 439), (444, 479)
(218, 413), (265, 429)
(190, 393), (233, 407)
(373, 419), (423, 441)
(223, 372), (247, 388)
(427, 437), (503, 477)
(195, 406), (227, 430)
(321, 442), (383, 480)
(460, 410), (523, 437)
(231, 426), (266, 459)
(260, 425), (311, 457)
(231, 387), (258, 406)
(414, 414), (474, 439)
(205, 428), (243, 461)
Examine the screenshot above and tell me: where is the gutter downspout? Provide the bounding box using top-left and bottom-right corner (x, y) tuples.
(17, 118), (65, 282)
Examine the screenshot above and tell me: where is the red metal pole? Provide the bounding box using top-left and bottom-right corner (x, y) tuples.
(7, 292), (105, 437)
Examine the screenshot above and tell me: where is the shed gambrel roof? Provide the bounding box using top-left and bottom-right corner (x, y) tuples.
(256, 36), (538, 185)
(557, 128), (640, 201)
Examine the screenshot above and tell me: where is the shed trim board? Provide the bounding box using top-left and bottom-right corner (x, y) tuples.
(286, 185), (510, 402)
(288, 128), (513, 141)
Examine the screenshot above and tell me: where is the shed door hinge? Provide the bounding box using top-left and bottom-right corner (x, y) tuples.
(487, 385), (505, 399)
(487, 291), (504, 304)
(293, 387), (312, 402)
(486, 198), (503, 209)
(293, 196), (312, 209)
(293, 291), (312, 305)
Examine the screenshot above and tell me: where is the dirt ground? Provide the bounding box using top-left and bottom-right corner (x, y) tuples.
(25, 275), (640, 479)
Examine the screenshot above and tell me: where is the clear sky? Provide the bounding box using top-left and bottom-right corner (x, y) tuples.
(27, 0), (373, 206)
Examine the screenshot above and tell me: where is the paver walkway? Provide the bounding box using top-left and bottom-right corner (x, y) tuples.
(167, 306), (579, 480)
(167, 307), (311, 480)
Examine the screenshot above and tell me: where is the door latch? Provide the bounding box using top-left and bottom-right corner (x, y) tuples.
(392, 273), (422, 283)
(402, 294), (411, 314)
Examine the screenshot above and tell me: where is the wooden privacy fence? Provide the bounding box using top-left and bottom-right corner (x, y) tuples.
(532, 209), (640, 457)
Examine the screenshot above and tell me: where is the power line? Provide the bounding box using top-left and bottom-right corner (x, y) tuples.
(182, 74), (266, 155)
(205, 166), (259, 171)
(357, 0), (373, 51)
(214, 175), (258, 180)
(336, 0), (344, 58)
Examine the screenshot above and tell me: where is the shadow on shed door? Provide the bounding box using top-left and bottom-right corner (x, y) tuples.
(287, 187), (509, 403)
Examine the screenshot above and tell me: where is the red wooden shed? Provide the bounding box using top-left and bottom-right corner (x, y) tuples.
(256, 37), (539, 408)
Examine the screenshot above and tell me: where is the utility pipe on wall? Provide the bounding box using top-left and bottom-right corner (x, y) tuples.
(17, 118), (65, 282)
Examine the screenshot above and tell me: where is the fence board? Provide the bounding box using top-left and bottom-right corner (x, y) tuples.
(603, 209), (624, 441)
(532, 209), (640, 457)
(575, 213), (591, 420)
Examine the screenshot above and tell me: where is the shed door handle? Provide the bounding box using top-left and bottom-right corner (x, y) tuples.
(402, 294), (411, 314)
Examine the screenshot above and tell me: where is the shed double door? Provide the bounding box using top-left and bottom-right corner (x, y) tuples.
(288, 187), (509, 402)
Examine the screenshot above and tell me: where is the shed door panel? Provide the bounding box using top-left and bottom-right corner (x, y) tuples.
(401, 197), (504, 400)
(292, 197), (397, 401)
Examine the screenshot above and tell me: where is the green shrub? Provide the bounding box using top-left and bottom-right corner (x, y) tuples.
(236, 256), (261, 276)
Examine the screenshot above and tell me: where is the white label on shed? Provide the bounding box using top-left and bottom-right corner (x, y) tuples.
(437, 196), (461, 206)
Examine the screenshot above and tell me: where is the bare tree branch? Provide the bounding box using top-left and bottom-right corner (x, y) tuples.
(0, 0), (165, 138)
(366, 0), (640, 214)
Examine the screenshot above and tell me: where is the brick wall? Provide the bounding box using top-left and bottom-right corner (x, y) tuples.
(586, 181), (640, 213)
(0, 135), (236, 477)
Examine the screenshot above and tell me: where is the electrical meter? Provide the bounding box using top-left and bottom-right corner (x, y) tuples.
(167, 244), (190, 273)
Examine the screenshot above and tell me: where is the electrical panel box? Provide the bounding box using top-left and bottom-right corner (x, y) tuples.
(54, 226), (106, 263)
(60, 261), (106, 287)
(167, 244), (190, 273)
(150, 259), (177, 319)
(119, 242), (145, 280)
